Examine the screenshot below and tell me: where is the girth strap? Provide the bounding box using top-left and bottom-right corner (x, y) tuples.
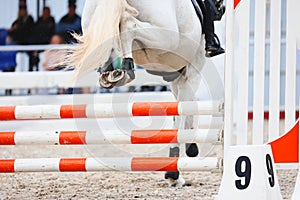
(146, 67), (186, 82)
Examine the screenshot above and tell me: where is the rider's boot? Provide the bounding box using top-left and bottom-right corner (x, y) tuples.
(205, 34), (225, 57)
(98, 57), (116, 89)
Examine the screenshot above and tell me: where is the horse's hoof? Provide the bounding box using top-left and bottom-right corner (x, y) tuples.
(99, 73), (115, 89)
(175, 177), (187, 187)
(113, 71), (135, 87)
(107, 70), (125, 83)
(166, 176), (186, 187)
(99, 81), (115, 89)
(185, 143), (199, 157)
(165, 172), (187, 187)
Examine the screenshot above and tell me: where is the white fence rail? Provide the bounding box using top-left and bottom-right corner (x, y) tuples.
(0, 70), (169, 89)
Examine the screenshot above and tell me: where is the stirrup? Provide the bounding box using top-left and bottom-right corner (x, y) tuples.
(205, 47), (225, 57)
(205, 34), (225, 57)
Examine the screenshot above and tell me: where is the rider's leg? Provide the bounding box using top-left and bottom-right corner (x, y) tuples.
(196, 0), (225, 57)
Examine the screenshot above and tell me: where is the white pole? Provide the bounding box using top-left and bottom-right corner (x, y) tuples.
(285, 0), (297, 129)
(235, 0), (250, 145)
(269, 0), (282, 140)
(224, 0), (235, 166)
(252, 0), (266, 144)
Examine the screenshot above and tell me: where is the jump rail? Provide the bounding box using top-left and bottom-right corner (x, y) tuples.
(0, 157), (220, 173)
(0, 129), (222, 145)
(0, 70), (169, 89)
(0, 101), (224, 120)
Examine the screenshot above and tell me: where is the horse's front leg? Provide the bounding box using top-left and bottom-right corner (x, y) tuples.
(103, 7), (180, 88)
(104, 12), (137, 87)
(98, 50), (129, 89)
(98, 9), (137, 89)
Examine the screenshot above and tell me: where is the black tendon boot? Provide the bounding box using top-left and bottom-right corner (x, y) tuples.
(185, 143), (199, 157)
(122, 57), (135, 80)
(165, 146), (180, 181)
(98, 57), (114, 73)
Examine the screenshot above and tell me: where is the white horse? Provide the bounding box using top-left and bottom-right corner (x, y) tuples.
(67, 0), (206, 186)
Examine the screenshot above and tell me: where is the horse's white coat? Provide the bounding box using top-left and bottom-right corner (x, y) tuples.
(70, 0), (206, 127)
(61, 0), (207, 186)
(71, 0), (205, 75)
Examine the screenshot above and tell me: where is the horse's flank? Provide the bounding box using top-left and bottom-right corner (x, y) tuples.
(65, 0), (204, 78)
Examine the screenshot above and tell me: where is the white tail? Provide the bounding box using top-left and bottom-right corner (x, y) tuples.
(66, 0), (138, 78)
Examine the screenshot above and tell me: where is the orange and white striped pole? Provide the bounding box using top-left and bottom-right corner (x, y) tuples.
(0, 101), (223, 120)
(0, 157), (219, 173)
(0, 129), (221, 145)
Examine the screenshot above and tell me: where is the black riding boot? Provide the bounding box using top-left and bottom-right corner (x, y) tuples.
(195, 0), (225, 57)
(205, 33), (225, 57)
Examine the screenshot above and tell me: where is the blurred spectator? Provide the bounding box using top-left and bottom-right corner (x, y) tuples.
(7, 3), (39, 72)
(0, 29), (17, 95)
(42, 34), (90, 94)
(7, 4), (34, 45)
(56, 0), (82, 43)
(29, 6), (56, 72)
(31, 6), (55, 45)
(42, 34), (66, 94)
(42, 34), (66, 71)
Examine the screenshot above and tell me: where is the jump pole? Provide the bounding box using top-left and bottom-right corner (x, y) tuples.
(0, 157), (220, 173)
(0, 101), (223, 120)
(0, 129), (222, 145)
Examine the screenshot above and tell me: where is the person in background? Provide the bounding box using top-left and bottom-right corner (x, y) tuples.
(0, 29), (17, 96)
(42, 34), (66, 71)
(42, 34), (67, 94)
(7, 2), (40, 73)
(42, 34), (90, 94)
(29, 6), (56, 73)
(56, 0), (82, 43)
(31, 7), (55, 45)
(7, 4), (34, 45)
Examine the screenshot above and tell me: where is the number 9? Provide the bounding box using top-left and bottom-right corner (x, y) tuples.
(266, 154), (275, 187)
(235, 156), (251, 190)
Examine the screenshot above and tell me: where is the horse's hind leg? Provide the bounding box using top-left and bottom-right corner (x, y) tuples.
(164, 145), (181, 186)
(171, 65), (202, 157)
(164, 60), (204, 186)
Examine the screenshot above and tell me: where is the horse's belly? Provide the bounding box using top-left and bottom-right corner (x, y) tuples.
(133, 48), (188, 72)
